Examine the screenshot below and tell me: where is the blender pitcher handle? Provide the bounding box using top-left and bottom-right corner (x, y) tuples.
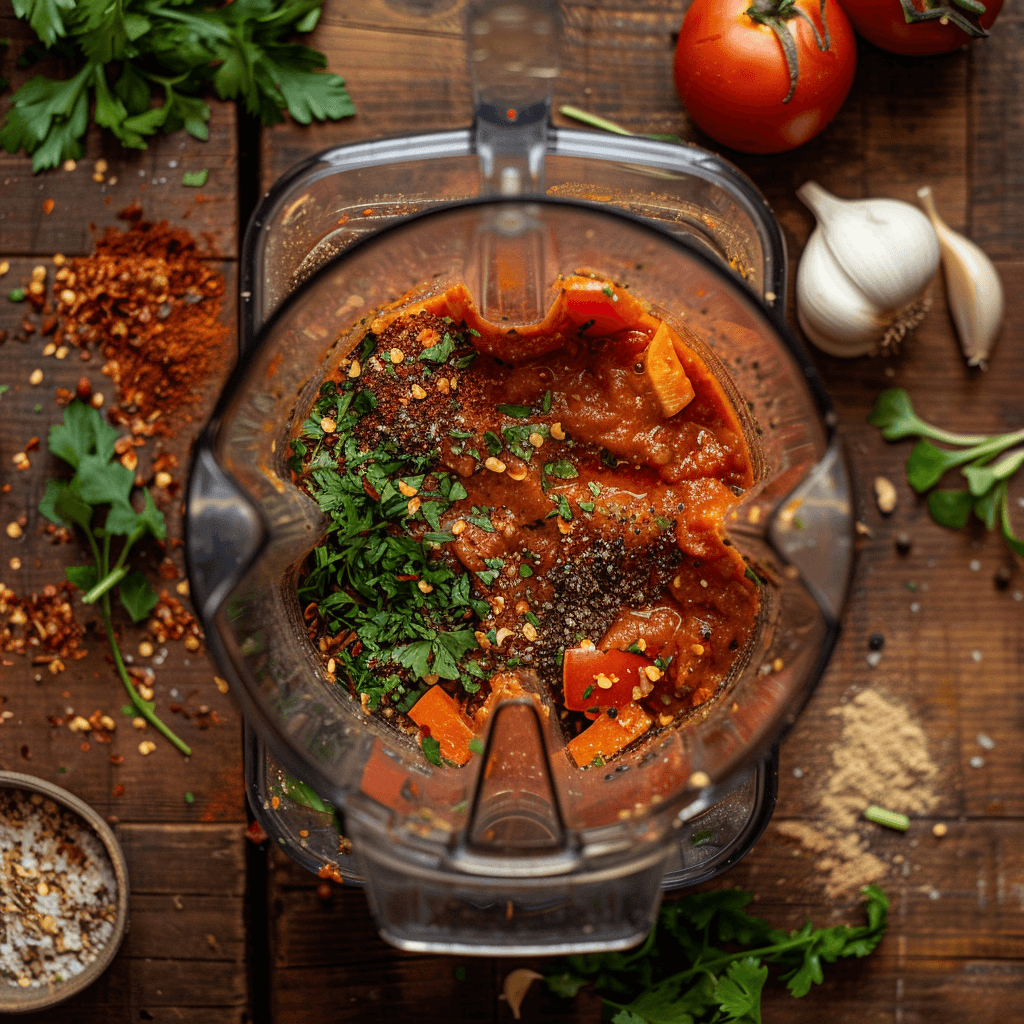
(468, 0), (559, 196)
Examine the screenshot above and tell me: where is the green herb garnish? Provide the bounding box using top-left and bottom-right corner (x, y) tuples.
(869, 388), (1024, 556)
(1, 0), (355, 172)
(546, 885), (889, 1021)
(181, 169), (208, 187)
(497, 403), (531, 418)
(39, 401), (190, 755)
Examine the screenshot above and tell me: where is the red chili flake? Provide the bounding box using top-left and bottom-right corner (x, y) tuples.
(112, 784), (125, 797)
(362, 478), (380, 500)
(245, 820), (268, 844)
(316, 881), (333, 900)
(110, 754), (125, 765)
(42, 198), (55, 215)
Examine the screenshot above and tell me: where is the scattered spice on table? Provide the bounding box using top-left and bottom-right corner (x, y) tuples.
(0, 584), (89, 671)
(777, 688), (939, 899)
(0, 788), (118, 990)
(49, 206), (230, 429)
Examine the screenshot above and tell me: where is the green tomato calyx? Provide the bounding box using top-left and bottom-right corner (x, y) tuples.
(900, 0), (989, 38)
(745, 0), (831, 104)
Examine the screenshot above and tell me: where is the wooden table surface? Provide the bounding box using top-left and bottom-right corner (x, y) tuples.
(2, 1), (1022, 1021)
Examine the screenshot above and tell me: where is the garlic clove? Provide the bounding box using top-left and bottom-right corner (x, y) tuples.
(797, 181), (940, 312)
(917, 186), (1004, 369)
(795, 181), (940, 357)
(796, 230), (883, 357)
(501, 968), (544, 1019)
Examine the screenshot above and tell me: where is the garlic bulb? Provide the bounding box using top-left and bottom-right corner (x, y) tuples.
(917, 186), (1004, 370)
(795, 181), (941, 357)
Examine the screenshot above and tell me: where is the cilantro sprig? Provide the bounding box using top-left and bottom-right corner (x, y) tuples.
(547, 885), (889, 1022)
(39, 401), (190, 755)
(869, 388), (1024, 556)
(2, 0), (354, 172)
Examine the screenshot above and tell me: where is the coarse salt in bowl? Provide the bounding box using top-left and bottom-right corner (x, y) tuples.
(0, 771), (129, 1013)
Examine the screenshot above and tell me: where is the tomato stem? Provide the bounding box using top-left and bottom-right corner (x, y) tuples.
(900, 0), (989, 37)
(745, 0), (831, 104)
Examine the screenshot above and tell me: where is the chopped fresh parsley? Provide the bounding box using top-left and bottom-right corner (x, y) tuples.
(294, 367), (488, 709)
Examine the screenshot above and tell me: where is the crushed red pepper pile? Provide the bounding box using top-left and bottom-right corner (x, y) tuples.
(47, 205), (230, 426)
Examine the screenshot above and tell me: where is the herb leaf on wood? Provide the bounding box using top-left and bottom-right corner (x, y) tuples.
(2, 0), (355, 171)
(869, 388), (1024, 557)
(546, 886), (889, 1023)
(40, 401), (189, 755)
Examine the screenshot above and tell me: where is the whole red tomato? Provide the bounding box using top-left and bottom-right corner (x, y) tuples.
(835, 0), (1003, 55)
(673, 0), (857, 154)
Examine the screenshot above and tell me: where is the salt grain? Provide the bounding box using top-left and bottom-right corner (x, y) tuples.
(977, 733), (995, 750)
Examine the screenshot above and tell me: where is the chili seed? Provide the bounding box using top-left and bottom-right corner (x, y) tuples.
(6, 522), (23, 539)
(528, 432), (544, 448)
(485, 456), (506, 473)
(320, 417), (337, 433)
(29, 368), (43, 385)
(522, 622), (538, 641)
(550, 422), (565, 440)
(138, 740), (157, 755)
(410, 384), (427, 400)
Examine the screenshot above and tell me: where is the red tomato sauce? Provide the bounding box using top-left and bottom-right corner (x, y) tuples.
(293, 274), (760, 769)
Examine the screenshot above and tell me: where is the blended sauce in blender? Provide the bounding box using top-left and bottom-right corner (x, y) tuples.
(290, 274), (759, 769)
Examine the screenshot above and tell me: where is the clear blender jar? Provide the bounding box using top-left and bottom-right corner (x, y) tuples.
(185, 1), (853, 955)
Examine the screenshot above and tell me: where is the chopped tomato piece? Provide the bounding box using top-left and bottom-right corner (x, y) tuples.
(562, 646), (655, 711)
(645, 323), (695, 417)
(408, 685), (476, 766)
(565, 702), (653, 767)
(559, 276), (655, 335)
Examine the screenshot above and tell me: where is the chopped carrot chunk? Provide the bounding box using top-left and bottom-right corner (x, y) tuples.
(409, 685), (476, 766)
(565, 702), (652, 767)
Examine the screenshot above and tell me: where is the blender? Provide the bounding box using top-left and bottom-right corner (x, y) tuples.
(186, 0), (853, 954)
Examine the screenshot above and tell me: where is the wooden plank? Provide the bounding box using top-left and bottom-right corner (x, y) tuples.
(0, 12), (238, 259)
(117, 823), (247, 896)
(970, 8), (1024, 260)
(0, 256), (245, 824)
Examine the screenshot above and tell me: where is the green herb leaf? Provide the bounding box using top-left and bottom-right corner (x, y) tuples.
(868, 388), (987, 446)
(3, 0), (354, 171)
(181, 169), (208, 187)
(926, 488), (973, 530)
(548, 886), (889, 1020)
(118, 569), (159, 623)
(497, 403), (531, 418)
(422, 735), (442, 767)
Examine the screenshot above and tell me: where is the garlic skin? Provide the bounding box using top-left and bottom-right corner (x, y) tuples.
(917, 186), (1004, 369)
(795, 181), (941, 357)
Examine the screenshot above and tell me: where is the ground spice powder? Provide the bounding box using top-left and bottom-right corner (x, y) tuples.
(51, 207), (229, 425)
(777, 689), (939, 900)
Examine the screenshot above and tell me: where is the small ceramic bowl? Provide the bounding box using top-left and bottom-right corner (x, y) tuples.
(0, 771), (130, 1014)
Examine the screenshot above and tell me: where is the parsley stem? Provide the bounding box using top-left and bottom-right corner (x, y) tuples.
(81, 566), (129, 604)
(100, 591), (192, 756)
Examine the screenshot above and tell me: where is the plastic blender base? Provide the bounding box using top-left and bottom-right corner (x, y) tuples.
(245, 724), (778, 893)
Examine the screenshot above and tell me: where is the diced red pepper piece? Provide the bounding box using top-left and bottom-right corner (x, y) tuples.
(562, 646), (654, 711)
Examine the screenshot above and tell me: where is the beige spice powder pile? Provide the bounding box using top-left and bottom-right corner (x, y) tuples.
(777, 689), (939, 900)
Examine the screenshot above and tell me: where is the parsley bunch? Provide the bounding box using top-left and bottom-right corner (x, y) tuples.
(294, 367), (490, 715)
(40, 401), (190, 755)
(547, 885), (889, 1023)
(2, 0), (354, 172)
